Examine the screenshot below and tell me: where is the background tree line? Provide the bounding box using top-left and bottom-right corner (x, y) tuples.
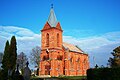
(87, 46), (120, 80)
(108, 46), (120, 68)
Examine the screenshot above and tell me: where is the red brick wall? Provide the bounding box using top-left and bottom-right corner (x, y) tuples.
(64, 51), (89, 76)
(41, 22), (63, 50)
(39, 22), (64, 76)
(39, 22), (89, 76)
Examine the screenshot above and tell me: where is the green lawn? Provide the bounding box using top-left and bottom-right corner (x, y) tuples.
(56, 76), (86, 80)
(31, 76), (87, 80)
(31, 76), (42, 80)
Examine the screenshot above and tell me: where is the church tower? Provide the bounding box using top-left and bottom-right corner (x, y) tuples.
(39, 6), (64, 76)
(41, 7), (63, 50)
(39, 5), (89, 77)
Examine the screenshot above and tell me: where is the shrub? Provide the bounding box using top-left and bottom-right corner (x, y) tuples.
(87, 67), (120, 80)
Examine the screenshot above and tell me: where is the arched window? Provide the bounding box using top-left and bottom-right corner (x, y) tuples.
(78, 58), (80, 62)
(57, 33), (59, 47)
(43, 56), (46, 61)
(46, 33), (49, 47)
(70, 57), (73, 63)
(57, 55), (62, 60)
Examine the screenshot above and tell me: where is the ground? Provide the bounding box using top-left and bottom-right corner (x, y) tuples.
(31, 76), (86, 80)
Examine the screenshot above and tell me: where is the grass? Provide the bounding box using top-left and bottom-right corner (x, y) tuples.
(55, 76), (87, 80)
(31, 76), (42, 80)
(31, 76), (87, 80)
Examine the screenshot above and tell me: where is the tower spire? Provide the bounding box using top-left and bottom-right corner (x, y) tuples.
(47, 4), (58, 27)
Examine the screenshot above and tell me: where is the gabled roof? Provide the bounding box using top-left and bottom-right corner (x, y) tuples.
(48, 8), (58, 27)
(63, 42), (84, 53)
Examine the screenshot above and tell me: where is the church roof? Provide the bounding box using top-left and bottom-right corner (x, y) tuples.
(63, 42), (84, 53)
(47, 8), (58, 27)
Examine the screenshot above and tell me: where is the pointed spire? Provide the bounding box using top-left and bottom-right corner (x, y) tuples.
(48, 4), (58, 27)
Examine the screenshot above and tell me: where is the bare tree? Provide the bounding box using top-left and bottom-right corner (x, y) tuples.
(30, 46), (41, 68)
(17, 52), (28, 71)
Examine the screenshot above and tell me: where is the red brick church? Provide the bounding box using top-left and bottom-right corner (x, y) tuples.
(39, 7), (89, 77)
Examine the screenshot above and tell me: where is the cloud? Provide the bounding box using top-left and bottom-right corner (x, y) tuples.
(63, 31), (120, 51)
(0, 26), (120, 68)
(102, 31), (120, 41)
(0, 26), (40, 55)
(89, 42), (120, 67)
(0, 26), (35, 37)
(63, 31), (120, 67)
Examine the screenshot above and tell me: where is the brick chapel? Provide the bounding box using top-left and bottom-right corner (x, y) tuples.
(39, 7), (89, 77)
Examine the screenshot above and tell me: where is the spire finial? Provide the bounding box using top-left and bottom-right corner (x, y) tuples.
(51, 4), (53, 9)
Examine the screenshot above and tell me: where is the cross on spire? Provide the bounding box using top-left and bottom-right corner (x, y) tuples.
(26, 61), (29, 67)
(51, 4), (53, 9)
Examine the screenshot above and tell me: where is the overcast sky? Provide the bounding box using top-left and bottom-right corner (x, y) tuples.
(0, 0), (120, 68)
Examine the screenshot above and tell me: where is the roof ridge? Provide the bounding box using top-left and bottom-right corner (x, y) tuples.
(63, 42), (75, 46)
(63, 42), (84, 53)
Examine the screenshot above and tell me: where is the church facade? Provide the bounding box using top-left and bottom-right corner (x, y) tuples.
(39, 7), (89, 77)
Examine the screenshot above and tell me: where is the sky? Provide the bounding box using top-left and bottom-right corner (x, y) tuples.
(0, 0), (120, 68)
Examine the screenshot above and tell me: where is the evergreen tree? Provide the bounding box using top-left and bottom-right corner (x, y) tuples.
(9, 36), (17, 73)
(1, 36), (17, 79)
(1, 40), (10, 78)
(0, 52), (3, 64)
(108, 46), (120, 68)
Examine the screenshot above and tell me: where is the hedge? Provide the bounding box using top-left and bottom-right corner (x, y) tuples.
(87, 67), (120, 80)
